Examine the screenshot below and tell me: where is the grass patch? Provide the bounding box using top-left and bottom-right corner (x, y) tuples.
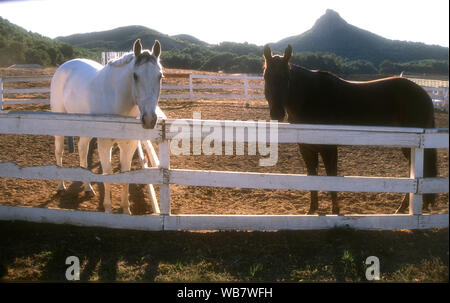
(0, 221), (448, 282)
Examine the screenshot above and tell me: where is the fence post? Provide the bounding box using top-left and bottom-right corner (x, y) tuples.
(243, 75), (249, 108)
(409, 147), (424, 215)
(0, 77), (3, 111)
(189, 74), (194, 102)
(159, 122), (171, 215)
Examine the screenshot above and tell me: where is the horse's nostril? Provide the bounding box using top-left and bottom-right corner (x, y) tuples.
(141, 112), (157, 129)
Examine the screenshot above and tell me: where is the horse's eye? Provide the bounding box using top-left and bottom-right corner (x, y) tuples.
(133, 73), (138, 81)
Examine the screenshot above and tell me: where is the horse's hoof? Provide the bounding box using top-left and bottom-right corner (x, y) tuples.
(104, 204), (112, 214)
(122, 208), (131, 215)
(84, 190), (96, 198)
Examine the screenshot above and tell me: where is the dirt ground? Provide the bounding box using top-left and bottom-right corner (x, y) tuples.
(0, 67), (448, 216)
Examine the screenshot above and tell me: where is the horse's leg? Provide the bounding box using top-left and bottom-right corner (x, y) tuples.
(320, 145), (339, 215)
(78, 137), (95, 195)
(97, 138), (114, 213)
(118, 140), (138, 215)
(299, 144), (319, 214)
(54, 135), (66, 192)
(395, 148), (411, 214)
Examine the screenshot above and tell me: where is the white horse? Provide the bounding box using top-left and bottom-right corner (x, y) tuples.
(50, 39), (163, 214)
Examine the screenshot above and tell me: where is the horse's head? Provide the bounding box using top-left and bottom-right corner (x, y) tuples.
(263, 44), (292, 121)
(131, 39), (163, 129)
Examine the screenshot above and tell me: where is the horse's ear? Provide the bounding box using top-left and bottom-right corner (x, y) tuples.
(284, 45), (292, 62)
(152, 40), (161, 58)
(263, 44), (272, 61)
(133, 39), (142, 56)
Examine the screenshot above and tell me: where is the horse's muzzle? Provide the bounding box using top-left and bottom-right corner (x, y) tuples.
(141, 112), (157, 129)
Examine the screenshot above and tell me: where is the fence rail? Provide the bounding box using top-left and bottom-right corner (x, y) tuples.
(1, 73), (448, 110)
(0, 110), (448, 231)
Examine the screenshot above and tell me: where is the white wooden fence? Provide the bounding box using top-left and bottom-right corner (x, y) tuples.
(0, 110), (448, 231)
(0, 75), (52, 109)
(1, 74), (448, 110)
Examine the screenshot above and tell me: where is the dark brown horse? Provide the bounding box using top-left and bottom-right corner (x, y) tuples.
(263, 44), (437, 215)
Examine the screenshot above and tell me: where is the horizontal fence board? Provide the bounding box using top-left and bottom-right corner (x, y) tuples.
(248, 94), (266, 99)
(164, 119), (427, 147)
(0, 162), (163, 184)
(277, 128), (420, 147)
(1, 162), (446, 194)
(422, 131), (449, 148)
(3, 88), (50, 94)
(169, 169), (416, 193)
(0, 111), (161, 140)
(418, 177), (449, 194)
(0, 205), (163, 231)
(162, 85), (190, 89)
(0, 112), (447, 149)
(2, 76), (52, 83)
(193, 94), (245, 99)
(159, 94), (191, 99)
(191, 74), (254, 80)
(163, 214), (428, 230)
(418, 214), (449, 229)
(2, 99), (50, 105)
(194, 85), (245, 89)
(1, 205), (447, 231)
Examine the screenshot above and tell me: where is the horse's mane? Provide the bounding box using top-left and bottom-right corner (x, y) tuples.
(107, 50), (160, 68)
(290, 64), (349, 84)
(108, 52), (135, 67)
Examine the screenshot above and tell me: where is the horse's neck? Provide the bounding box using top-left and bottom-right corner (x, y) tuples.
(285, 65), (316, 121)
(287, 65), (311, 98)
(289, 65), (314, 81)
(96, 64), (136, 114)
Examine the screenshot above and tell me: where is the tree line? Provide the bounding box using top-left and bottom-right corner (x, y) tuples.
(0, 17), (96, 67)
(161, 42), (449, 76)
(1, 17), (447, 76)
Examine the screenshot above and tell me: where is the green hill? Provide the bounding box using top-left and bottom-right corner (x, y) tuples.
(1, 10), (448, 75)
(0, 16), (96, 67)
(270, 9), (448, 65)
(56, 25), (206, 52)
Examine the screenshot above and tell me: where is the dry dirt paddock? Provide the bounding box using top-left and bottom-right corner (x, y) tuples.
(0, 67), (448, 217)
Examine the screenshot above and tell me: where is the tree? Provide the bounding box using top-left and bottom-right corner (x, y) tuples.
(59, 43), (74, 59)
(25, 48), (50, 65)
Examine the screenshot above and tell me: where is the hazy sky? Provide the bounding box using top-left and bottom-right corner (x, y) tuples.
(0, 0), (449, 47)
